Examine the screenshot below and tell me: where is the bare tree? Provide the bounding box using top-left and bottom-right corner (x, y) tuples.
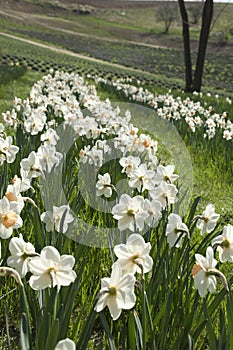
(178, 0), (214, 92)
(155, 2), (179, 34)
(187, 2), (204, 24)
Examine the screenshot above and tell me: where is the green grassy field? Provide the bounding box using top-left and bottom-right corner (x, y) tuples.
(1, 1), (233, 93)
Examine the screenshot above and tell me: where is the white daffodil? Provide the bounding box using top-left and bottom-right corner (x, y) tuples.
(154, 164), (179, 184)
(41, 128), (60, 146)
(24, 108), (46, 135)
(0, 136), (19, 165)
(37, 145), (63, 173)
(114, 233), (153, 275)
(29, 246), (76, 291)
(212, 225), (233, 262)
(0, 197), (23, 239)
(2, 136), (19, 164)
(20, 151), (43, 180)
(0, 137), (7, 165)
(18, 171), (32, 192)
(119, 156), (141, 175)
(88, 147), (103, 167)
(149, 182), (178, 209)
(166, 213), (189, 248)
(55, 338), (75, 350)
(196, 204), (220, 235)
(96, 173), (113, 198)
(0, 123), (4, 134)
(144, 199), (162, 227)
(128, 164), (155, 192)
(41, 205), (74, 233)
(192, 246), (219, 297)
(112, 194), (148, 232)
(7, 234), (38, 277)
(95, 262), (136, 320)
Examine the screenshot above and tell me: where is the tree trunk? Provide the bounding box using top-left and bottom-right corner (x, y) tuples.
(193, 0), (213, 92)
(178, 0), (193, 92)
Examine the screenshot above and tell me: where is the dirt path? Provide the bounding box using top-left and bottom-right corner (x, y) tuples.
(0, 9), (168, 50)
(0, 31), (156, 77)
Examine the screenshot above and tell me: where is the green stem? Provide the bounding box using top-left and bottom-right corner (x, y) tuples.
(142, 277), (146, 349)
(21, 285), (32, 347)
(53, 288), (59, 320)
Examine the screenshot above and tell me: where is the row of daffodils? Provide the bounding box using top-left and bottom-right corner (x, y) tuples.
(0, 70), (232, 348)
(91, 75), (233, 141)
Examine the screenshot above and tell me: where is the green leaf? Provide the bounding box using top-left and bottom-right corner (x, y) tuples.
(159, 290), (173, 350)
(76, 305), (97, 350)
(128, 311), (136, 350)
(45, 318), (60, 350)
(20, 313), (30, 350)
(203, 302), (217, 349)
(99, 312), (116, 350)
(186, 196), (201, 228)
(133, 310), (143, 349)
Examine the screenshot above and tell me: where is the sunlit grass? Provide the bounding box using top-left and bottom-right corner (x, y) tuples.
(0, 69), (43, 114)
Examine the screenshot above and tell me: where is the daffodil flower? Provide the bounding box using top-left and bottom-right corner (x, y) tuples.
(166, 213), (189, 248)
(212, 224), (233, 262)
(29, 246), (76, 291)
(0, 197), (23, 239)
(95, 263), (136, 320)
(7, 234), (38, 277)
(196, 204), (220, 235)
(96, 173), (114, 198)
(41, 205), (74, 233)
(55, 338), (75, 350)
(112, 194), (148, 232)
(114, 233), (153, 275)
(192, 246), (228, 297)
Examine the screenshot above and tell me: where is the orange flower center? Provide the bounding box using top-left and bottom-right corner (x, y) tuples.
(191, 264), (202, 277)
(12, 176), (18, 184)
(5, 192), (18, 202)
(1, 211), (18, 228)
(143, 140), (150, 148)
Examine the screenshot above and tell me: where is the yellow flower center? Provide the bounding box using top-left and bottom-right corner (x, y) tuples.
(108, 286), (117, 295)
(222, 239), (230, 248)
(130, 254), (140, 263)
(1, 211), (18, 228)
(47, 267), (56, 274)
(127, 209), (135, 217)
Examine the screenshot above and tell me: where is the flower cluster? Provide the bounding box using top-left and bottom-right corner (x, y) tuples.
(7, 234), (76, 290)
(0, 68), (232, 349)
(91, 76), (233, 141)
(191, 206), (233, 297)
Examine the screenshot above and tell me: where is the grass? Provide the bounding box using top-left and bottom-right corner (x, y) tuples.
(1, 12), (233, 94)
(0, 68), (43, 113)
